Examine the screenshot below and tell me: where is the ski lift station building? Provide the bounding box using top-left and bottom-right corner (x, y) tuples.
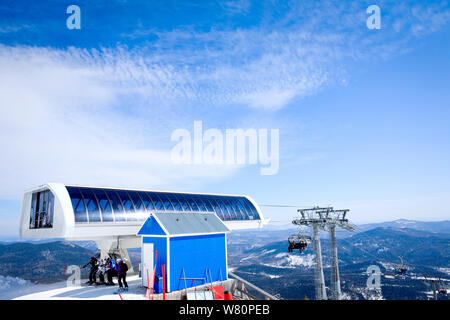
(19, 183), (265, 290)
(137, 212), (230, 292)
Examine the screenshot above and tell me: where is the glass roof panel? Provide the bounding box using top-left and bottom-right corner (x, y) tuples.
(216, 197), (231, 220)
(79, 188), (101, 223)
(236, 198), (248, 220)
(93, 189), (113, 222)
(147, 192), (164, 211)
(200, 196), (215, 212)
(116, 190), (136, 221)
(157, 193), (174, 211)
(166, 193), (182, 211)
(206, 196), (224, 219)
(138, 192), (154, 211)
(180, 194), (199, 211)
(228, 198), (244, 220)
(67, 187), (88, 223)
(127, 191), (148, 221)
(104, 190), (125, 222)
(173, 193), (191, 211)
(66, 187), (260, 224)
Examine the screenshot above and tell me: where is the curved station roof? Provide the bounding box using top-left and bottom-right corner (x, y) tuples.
(66, 185), (261, 224)
(20, 183), (264, 241)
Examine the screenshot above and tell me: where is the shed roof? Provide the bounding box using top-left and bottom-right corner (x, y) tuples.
(137, 212), (230, 236)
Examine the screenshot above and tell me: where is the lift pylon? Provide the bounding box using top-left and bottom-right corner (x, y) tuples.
(293, 206), (354, 300)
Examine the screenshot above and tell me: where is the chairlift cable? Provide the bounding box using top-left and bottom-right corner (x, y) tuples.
(259, 204), (316, 208)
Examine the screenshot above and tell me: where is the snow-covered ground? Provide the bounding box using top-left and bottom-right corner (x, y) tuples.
(259, 272), (281, 279)
(261, 253), (315, 269)
(1, 275), (149, 300)
(436, 267), (450, 276)
(0, 275), (37, 300)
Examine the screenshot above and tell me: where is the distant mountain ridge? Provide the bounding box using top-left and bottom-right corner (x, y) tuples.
(232, 227), (450, 269)
(227, 226), (450, 300)
(264, 219), (450, 234)
(356, 219), (450, 234)
(0, 241), (94, 282)
(0, 219), (448, 300)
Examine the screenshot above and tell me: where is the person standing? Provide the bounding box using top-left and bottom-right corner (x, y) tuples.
(116, 258), (129, 293)
(97, 259), (106, 285)
(105, 257), (116, 285)
(82, 256), (99, 285)
(288, 240), (294, 253)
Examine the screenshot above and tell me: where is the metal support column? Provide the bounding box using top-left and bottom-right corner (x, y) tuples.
(330, 226), (341, 300)
(313, 225), (327, 300)
(294, 207), (353, 300)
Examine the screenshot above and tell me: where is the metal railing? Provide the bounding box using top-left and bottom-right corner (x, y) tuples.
(228, 271), (280, 300)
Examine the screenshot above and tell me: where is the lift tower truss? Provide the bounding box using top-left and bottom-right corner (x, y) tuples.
(292, 207), (355, 300)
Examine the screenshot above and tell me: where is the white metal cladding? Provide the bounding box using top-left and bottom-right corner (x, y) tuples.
(20, 183), (264, 240)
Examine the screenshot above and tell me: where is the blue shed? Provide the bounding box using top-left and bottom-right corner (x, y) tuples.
(137, 212), (230, 292)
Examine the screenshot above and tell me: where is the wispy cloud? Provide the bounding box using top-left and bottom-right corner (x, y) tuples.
(0, 0), (449, 200)
(218, 0), (251, 15)
(0, 24), (31, 34)
(0, 45), (241, 199)
(110, 1), (450, 109)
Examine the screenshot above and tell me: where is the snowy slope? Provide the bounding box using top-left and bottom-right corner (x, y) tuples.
(4, 275), (147, 300)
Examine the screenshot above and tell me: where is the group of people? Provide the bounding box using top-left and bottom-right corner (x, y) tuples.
(394, 267), (407, 276)
(82, 255), (129, 292)
(288, 239), (308, 253)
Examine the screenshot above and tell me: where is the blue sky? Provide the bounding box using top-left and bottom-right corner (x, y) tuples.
(0, 0), (449, 236)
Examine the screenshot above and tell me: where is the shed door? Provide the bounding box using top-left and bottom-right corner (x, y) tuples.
(142, 242), (154, 288)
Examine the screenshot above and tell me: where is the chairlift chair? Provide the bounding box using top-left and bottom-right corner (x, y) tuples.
(438, 289), (447, 295)
(437, 278), (448, 296)
(394, 267), (407, 276)
(288, 233), (312, 254)
(393, 257), (408, 277)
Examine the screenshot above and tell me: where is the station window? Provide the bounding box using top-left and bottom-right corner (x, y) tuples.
(67, 187), (88, 223)
(157, 193), (174, 211)
(29, 190), (54, 229)
(193, 195), (207, 211)
(65, 186), (261, 223)
(80, 188), (101, 223)
(183, 194), (199, 211)
(174, 194), (192, 211)
(139, 192), (155, 211)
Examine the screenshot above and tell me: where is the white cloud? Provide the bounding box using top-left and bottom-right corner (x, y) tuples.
(0, 25), (31, 34)
(0, 0), (449, 202)
(0, 45), (240, 199)
(219, 0), (251, 14)
(0, 27), (343, 200)
(238, 87), (298, 110)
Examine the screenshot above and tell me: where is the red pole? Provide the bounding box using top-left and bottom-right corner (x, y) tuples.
(162, 264), (166, 300)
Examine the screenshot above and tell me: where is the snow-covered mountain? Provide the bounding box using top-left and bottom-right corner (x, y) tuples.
(0, 241), (94, 282)
(356, 219), (450, 234)
(0, 219), (448, 300)
(227, 227), (450, 300)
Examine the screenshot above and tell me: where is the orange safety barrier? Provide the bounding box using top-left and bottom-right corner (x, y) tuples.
(224, 292), (233, 300)
(209, 286), (225, 300)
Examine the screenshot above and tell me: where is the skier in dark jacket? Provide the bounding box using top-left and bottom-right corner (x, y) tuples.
(82, 256), (99, 285)
(288, 240), (294, 253)
(116, 258), (129, 292)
